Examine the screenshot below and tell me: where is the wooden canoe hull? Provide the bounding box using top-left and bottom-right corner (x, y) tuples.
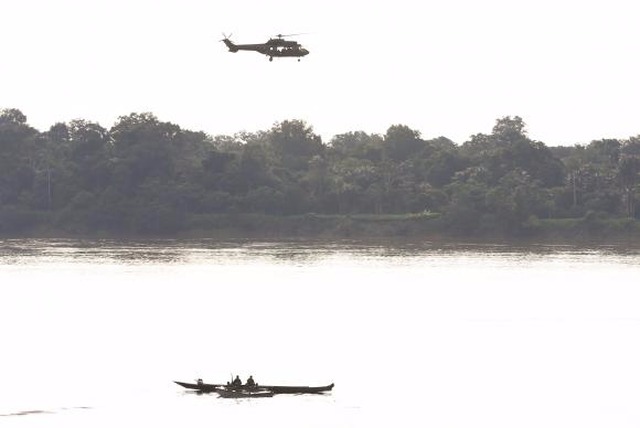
(174, 381), (222, 393)
(262, 383), (334, 394)
(174, 381), (334, 394)
(214, 387), (274, 398)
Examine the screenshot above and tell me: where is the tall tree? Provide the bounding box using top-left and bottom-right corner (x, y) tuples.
(618, 155), (640, 218)
(66, 119), (112, 192)
(329, 131), (383, 162)
(0, 108), (38, 206)
(383, 124), (424, 162)
(460, 116), (565, 187)
(268, 120), (323, 172)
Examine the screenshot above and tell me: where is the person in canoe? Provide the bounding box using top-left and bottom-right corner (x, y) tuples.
(231, 375), (242, 387)
(246, 375), (256, 388)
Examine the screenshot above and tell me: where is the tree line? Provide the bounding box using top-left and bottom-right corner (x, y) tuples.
(1, 107), (639, 236)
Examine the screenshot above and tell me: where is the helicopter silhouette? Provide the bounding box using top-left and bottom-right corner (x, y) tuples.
(221, 33), (310, 62)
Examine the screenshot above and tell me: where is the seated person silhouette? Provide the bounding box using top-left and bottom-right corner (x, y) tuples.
(245, 375), (256, 388)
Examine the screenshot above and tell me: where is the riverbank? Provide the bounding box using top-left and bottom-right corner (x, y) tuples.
(178, 212), (640, 243)
(3, 212), (640, 244)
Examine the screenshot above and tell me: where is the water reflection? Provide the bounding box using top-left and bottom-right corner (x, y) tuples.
(0, 406), (91, 418)
(2, 238), (640, 267)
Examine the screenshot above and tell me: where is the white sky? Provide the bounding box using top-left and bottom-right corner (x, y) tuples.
(3, 0), (639, 145)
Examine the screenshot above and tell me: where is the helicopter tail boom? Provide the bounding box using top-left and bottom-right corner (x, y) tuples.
(222, 38), (239, 52)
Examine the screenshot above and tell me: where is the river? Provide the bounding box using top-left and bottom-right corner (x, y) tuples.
(1, 238), (640, 428)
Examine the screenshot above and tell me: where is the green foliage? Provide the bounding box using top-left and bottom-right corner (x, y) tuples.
(460, 116), (565, 187)
(0, 205), (43, 233)
(2, 108), (640, 237)
(329, 131), (383, 161)
(384, 124), (425, 162)
(268, 120), (323, 171)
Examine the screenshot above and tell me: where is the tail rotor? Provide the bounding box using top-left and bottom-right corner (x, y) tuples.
(220, 33), (238, 52)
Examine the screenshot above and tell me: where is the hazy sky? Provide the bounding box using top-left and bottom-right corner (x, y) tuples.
(3, 0), (639, 145)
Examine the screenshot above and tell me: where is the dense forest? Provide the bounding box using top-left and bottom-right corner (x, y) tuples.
(1, 107), (640, 238)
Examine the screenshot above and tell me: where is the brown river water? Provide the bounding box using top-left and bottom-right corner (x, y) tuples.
(1, 238), (640, 428)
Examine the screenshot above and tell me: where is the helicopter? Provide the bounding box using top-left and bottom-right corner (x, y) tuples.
(221, 33), (310, 62)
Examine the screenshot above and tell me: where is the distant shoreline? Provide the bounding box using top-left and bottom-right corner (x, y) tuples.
(3, 213), (640, 245)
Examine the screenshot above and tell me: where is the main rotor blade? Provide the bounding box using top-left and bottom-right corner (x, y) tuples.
(274, 32), (308, 38)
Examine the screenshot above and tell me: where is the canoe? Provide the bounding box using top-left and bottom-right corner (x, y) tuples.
(174, 380), (334, 395)
(214, 387), (274, 398)
(261, 383), (334, 394)
(174, 380), (222, 393)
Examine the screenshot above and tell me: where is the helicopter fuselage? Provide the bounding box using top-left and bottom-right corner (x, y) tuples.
(222, 38), (309, 61)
